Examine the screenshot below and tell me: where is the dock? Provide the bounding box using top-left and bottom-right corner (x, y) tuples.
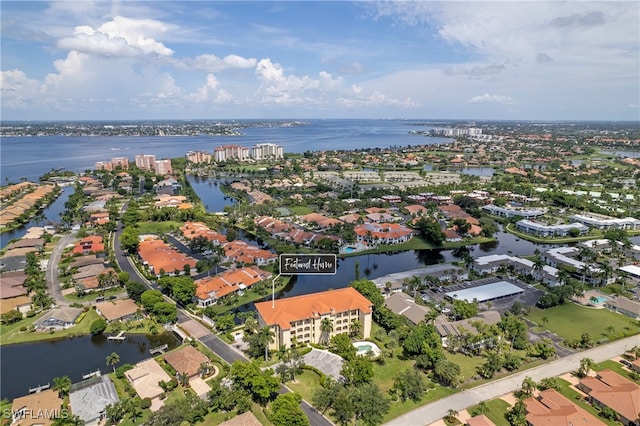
(149, 344), (168, 355)
(107, 331), (126, 341)
(29, 383), (50, 393)
(82, 370), (102, 379)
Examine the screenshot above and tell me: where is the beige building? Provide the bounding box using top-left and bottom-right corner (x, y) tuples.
(11, 389), (63, 426)
(255, 287), (373, 349)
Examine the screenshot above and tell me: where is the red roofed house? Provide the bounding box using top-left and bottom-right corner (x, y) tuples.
(163, 345), (210, 379)
(138, 237), (197, 277)
(354, 223), (414, 245)
(73, 236), (105, 255)
(255, 287), (373, 349)
(577, 369), (640, 426)
(524, 389), (605, 426)
(194, 267), (272, 307)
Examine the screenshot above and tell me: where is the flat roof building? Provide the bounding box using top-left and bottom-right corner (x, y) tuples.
(445, 280), (524, 303)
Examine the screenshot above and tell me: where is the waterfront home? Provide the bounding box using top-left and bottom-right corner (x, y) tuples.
(34, 307), (82, 331)
(222, 240), (277, 266)
(69, 375), (119, 426)
(570, 212), (640, 230)
(482, 204), (545, 219)
(125, 359), (171, 405)
(5, 238), (45, 251)
(95, 299), (138, 322)
(255, 287), (373, 349)
(354, 223), (414, 245)
(137, 237), (197, 277)
(577, 369), (640, 426)
(0, 296), (31, 318)
(523, 389), (605, 426)
(194, 267), (272, 308)
(515, 219), (588, 237)
(11, 388), (63, 426)
(163, 345), (209, 379)
(179, 222), (228, 246)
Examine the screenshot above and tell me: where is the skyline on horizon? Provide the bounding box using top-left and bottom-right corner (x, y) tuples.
(1, 1), (638, 122)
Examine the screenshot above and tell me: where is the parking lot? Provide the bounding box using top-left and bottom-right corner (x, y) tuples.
(425, 276), (545, 314)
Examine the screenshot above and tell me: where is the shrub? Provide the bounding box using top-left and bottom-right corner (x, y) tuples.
(140, 398), (152, 409)
(19, 326), (28, 332)
(115, 364), (134, 379)
(90, 319), (107, 335)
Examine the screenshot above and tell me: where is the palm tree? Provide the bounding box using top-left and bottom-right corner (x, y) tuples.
(541, 316), (549, 329)
(257, 326), (275, 361)
(177, 372), (189, 387)
(579, 357), (596, 378)
(520, 376), (536, 397)
(106, 352), (120, 373)
(349, 320), (361, 338)
(53, 375), (71, 398)
(320, 317), (334, 345)
(532, 256), (545, 279)
(244, 317), (258, 335)
(445, 408), (458, 423)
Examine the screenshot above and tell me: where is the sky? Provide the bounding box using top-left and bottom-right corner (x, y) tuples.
(1, 1), (638, 121)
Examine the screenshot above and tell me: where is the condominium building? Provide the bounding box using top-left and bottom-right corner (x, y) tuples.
(135, 154), (156, 170)
(110, 157), (129, 170)
(515, 219), (588, 237)
(185, 150), (212, 164)
(214, 145), (250, 162)
(154, 159), (173, 176)
(570, 212), (640, 230)
(255, 287), (373, 349)
(251, 143), (283, 160)
(482, 204), (545, 219)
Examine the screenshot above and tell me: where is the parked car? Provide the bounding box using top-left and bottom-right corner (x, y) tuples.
(620, 359), (632, 368)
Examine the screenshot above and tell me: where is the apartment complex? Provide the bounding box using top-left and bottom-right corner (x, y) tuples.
(185, 150), (212, 163)
(255, 287), (373, 349)
(570, 212), (640, 230)
(135, 154), (156, 170)
(95, 157), (130, 171)
(213, 143), (284, 162)
(515, 219), (589, 237)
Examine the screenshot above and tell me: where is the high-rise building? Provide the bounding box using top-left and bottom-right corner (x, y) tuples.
(110, 157), (129, 170)
(251, 143), (284, 160)
(185, 151), (212, 164)
(154, 159), (173, 176)
(135, 154), (156, 170)
(214, 145), (250, 162)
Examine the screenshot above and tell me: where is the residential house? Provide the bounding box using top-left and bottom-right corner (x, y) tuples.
(69, 375), (119, 426)
(354, 223), (414, 245)
(163, 345), (210, 379)
(137, 237), (197, 276)
(10, 389), (63, 426)
(34, 308), (82, 331)
(604, 296), (640, 320)
(72, 236), (105, 255)
(482, 204), (545, 219)
(0, 295), (31, 316)
(125, 358), (171, 401)
(384, 292), (432, 325)
(95, 299), (138, 322)
(516, 219), (588, 237)
(466, 415), (496, 426)
(571, 213), (640, 230)
(194, 267), (272, 307)
(255, 287), (373, 349)
(524, 389), (605, 426)
(577, 370), (640, 426)
(223, 240), (277, 266)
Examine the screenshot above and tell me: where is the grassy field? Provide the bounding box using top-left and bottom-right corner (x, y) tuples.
(444, 352), (484, 383)
(136, 221), (183, 234)
(526, 303), (640, 342)
(343, 235), (495, 257)
(467, 398), (511, 426)
(64, 287), (125, 302)
(286, 369), (324, 403)
(288, 205), (314, 215)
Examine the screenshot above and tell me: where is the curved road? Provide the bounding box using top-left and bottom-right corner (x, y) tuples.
(113, 219), (332, 426)
(384, 335), (639, 426)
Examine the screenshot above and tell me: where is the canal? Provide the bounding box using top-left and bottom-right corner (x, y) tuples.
(0, 185), (73, 250)
(0, 332), (179, 401)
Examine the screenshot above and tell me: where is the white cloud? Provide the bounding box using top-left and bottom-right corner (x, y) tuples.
(188, 73), (235, 104)
(57, 16), (174, 57)
(189, 54), (257, 72)
(0, 69), (41, 109)
(351, 84), (362, 94)
(469, 93), (513, 105)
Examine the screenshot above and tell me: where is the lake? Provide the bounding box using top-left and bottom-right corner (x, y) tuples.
(0, 332), (179, 401)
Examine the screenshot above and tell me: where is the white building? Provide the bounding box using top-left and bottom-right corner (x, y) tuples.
(570, 213), (640, 230)
(516, 219), (589, 237)
(154, 159), (173, 176)
(214, 145), (251, 162)
(483, 204), (545, 219)
(251, 143), (283, 160)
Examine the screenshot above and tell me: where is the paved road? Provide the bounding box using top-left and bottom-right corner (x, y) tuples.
(384, 335), (640, 426)
(46, 233), (76, 307)
(113, 211), (333, 426)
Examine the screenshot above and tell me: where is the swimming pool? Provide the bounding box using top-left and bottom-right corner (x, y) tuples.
(343, 247), (356, 253)
(592, 296), (607, 304)
(352, 341), (381, 357)
(356, 344), (372, 353)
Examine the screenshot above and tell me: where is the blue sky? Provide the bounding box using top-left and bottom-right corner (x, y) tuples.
(1, 1), (638, 120)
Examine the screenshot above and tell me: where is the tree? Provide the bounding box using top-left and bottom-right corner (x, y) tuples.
(340, 357), (373, 386)
(445, 408), (459, 423)
(506, 399), (528, 426)
(352, 383), (390, 426)
(125, 281), (147, 302)
(268, 392), (310, 426)
(452, 298), (478, 320)
(120, 226), (140, 253)
(229, 360), (279, 405)
(415, 217), (445, 245)
(433, 359), (461, 387)
(579, 357), (596, 378)
(106, 352), (120, 372)
(391, 369), (429, 402)
(32, 289), (53, 310)
(140, 289), (164, 312)
(52, 375), (71, 398)
(520, 376), (536, 397)
(349, 319), (362, 338)
(105, 402), (126, 424)
(152, 302), (178, 323)
(257, 326), (275, 361)
(330, 333), (357, 360)
(320, 317), (334, 345)
(90, 318), (107, 335)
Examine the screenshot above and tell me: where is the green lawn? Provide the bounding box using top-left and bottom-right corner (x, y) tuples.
(288, 206), (313, 215)
(343, 235), (495, 256)
(444, 352), (483, 384)
(467, 398), (511, 426)
(0, 308), (102, 345)
(136, 221), (183, 234)
(201, 277), (290, 315)
(526, 303), (640, 342)
(64, 287), (125, 302)
(555, 378), (618, 426)
(286, 369), (324, 403)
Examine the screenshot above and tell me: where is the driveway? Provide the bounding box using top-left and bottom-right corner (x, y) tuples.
(46, 233), (76, 307)
(302, 348), (344, 380)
